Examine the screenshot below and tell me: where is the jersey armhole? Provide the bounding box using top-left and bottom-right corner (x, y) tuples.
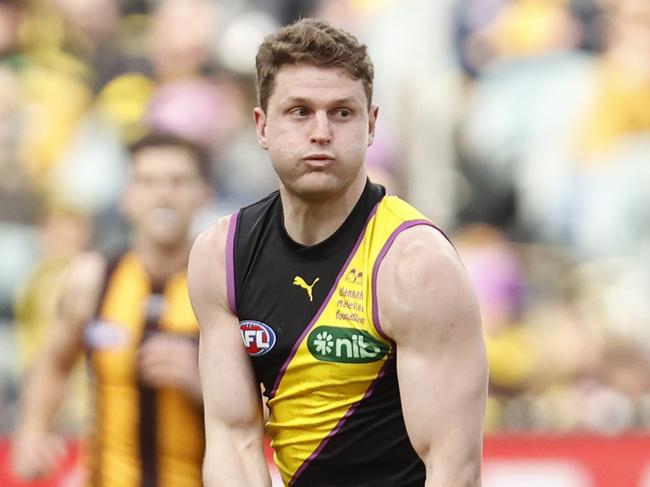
(225, 211), (240, 315)
(371, 220), (454, 341)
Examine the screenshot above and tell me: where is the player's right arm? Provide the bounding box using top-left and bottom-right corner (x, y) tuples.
(188, 216), (271, 487)
(12, 252), (105, 480)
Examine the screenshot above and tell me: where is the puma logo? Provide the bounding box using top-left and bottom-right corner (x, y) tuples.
(293, 276), (320, 302)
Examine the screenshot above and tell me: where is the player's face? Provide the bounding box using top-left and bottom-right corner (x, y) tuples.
(124, 146), (207, 247)
(254, 63), (378, 201)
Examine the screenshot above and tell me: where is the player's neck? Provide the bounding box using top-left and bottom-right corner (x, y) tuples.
(280, 172), (367, 246)
(133, 239), (191, 283)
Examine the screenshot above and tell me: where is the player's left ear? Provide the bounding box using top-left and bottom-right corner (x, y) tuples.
(253, 107), (269, 150)
(368, 105), (379, 147)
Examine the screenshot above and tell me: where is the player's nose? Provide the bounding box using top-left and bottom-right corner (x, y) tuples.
(309, 112), (332, 145)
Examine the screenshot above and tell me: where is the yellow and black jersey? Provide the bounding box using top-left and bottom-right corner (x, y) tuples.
(84, 252), (204, 487)
(229, 181), (448, 486)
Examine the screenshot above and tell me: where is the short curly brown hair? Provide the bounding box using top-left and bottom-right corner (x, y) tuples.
(255, 18), (374, 112)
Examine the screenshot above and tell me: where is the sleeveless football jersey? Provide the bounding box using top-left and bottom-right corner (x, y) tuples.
(229, 181), (444, 486)
(84, 252), (204, 487)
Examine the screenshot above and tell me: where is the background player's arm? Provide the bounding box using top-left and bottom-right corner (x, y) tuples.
(12, 252), (105, 480)
(138, 331), (203, 404)
(188, 216), (271, 487)
(377, 226), (488, 487)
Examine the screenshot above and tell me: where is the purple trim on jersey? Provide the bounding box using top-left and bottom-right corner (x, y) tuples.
(269, 203), (380, 398)
(371, 220), (453, 341)
(289, 357), (392, 485)
(225, 211), (239, 315)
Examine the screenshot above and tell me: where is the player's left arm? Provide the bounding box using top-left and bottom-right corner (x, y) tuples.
(377, 225), (488, 487)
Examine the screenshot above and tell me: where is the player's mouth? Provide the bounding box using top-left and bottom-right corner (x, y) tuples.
(303, 153), (335, 169)
(147, 207), (180, 225)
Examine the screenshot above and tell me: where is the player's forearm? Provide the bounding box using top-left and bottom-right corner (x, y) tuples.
(203, 446), (271, 486)
(203, 428), (271, 487)
(423, 449), (482, 487)
(424, 464), (481, 487)
(204, 460), (271, 487)
(17, 357), (69, 434)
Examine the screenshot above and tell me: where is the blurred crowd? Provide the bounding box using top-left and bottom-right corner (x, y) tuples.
(0, 0), (649, 436)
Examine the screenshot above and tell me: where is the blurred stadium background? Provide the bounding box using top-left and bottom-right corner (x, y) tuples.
(0, 0), (649, 485)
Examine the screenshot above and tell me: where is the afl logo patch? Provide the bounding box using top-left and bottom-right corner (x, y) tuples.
(240, 320), (276, 357)
(85, 320), (129, 350)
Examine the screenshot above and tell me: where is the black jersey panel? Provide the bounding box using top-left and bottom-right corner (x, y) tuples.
(233, 181), (385, 395)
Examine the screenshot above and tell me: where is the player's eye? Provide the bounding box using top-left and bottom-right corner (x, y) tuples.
(335, 108), (352, 118)
(290, 107), (309, 117)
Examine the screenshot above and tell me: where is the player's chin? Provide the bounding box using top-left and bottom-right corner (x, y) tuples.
(146, 226), (188, 247)
(293, 173), (346, 200)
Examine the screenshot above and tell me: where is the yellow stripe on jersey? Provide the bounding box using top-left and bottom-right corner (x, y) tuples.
(266, 196), (431, 485)
(157, 272), (204, 487)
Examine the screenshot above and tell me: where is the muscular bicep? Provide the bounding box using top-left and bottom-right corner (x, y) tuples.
(378, 226), (487, 485)
(396, 306), (486, 477)
(188, 220), (264, 437)
(198, 306), (263, 429)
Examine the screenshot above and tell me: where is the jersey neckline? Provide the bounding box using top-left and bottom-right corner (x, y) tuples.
(275, 179), (385, 258)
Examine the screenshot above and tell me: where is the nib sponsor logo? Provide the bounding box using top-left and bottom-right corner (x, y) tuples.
(240, 320), (276, 356)
(308, 326), (388, 363)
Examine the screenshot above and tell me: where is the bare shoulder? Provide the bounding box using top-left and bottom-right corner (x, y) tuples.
(56, 251), (107, 332)
(190, 215), (232, 269)
(61, 251), (106, 307)
(188, 215), (234, 320)
(377, 225), (480, 342)
(64, 251), (106, 289)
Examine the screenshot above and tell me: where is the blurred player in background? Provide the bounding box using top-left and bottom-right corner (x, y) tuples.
(12, 133), (211, 487)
